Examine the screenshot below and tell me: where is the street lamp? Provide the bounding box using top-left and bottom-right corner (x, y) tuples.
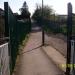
(42, 0), (45, 46)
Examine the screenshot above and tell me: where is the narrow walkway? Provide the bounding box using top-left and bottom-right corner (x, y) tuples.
(13, 26), (63, 75)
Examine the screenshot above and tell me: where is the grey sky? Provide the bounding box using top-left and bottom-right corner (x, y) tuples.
(0, 0), (75, 15)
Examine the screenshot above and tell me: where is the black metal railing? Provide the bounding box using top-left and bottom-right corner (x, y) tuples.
(4, 2), (31, 74)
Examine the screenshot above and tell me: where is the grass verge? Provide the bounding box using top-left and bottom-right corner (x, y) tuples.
(12, 34), (30, 75)
(18, 34), (30, 54)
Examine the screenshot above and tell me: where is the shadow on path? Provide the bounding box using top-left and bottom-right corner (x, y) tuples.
(19, 45), (42, 55)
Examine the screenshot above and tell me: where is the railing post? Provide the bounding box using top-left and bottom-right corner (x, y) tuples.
(42, 0), (45, 46)
(4, 2), (12, 75)
(4, 2), (9, 37)
(66, 2), (72, 75)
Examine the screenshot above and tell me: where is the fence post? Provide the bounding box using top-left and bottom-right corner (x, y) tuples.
(4, 2), (12, 75)
(42, 0), (45, 46)
(66, 2), (72, 75)
(4, 2), (9, 37)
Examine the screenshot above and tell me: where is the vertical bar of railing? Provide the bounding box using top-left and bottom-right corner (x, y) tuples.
(70, 39), (75, 75)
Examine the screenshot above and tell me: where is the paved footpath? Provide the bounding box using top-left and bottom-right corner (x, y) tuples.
(13, 26), (64, 75)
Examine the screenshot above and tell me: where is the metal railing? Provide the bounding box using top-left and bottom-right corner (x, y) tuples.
(4, 2), (31, 73)
(0, 43), (10, 75)
(0, 37), (9, 45)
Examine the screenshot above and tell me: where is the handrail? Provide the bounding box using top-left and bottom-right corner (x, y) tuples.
(0, 42), (8, 47)
(0, 37), (9, 40)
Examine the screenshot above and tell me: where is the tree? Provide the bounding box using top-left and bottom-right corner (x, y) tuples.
(19, 1), (30, 17)
(32, 4), (54, 22)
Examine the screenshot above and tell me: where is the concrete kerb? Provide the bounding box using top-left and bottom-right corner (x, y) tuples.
(41, 45), (66, 73)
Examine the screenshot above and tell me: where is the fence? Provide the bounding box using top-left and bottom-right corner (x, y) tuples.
(43, 19), (62, 34)
(0, 43), (10, 75)
(4, 2), (31, 73)
(42, 15), (67, 36)
(36, 2), (75, 75)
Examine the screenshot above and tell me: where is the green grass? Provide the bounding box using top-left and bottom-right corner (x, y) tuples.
(18, 34), (29, 53)
(44, 23), (75, 36)
(61, 24), (75, 35)
(44, 24), (57, 34)
(44, 24), (67, 35)
(61, 25), (67, 35)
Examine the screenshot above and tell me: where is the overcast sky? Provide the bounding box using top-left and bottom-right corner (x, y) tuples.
(0, 0), (75, 15)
